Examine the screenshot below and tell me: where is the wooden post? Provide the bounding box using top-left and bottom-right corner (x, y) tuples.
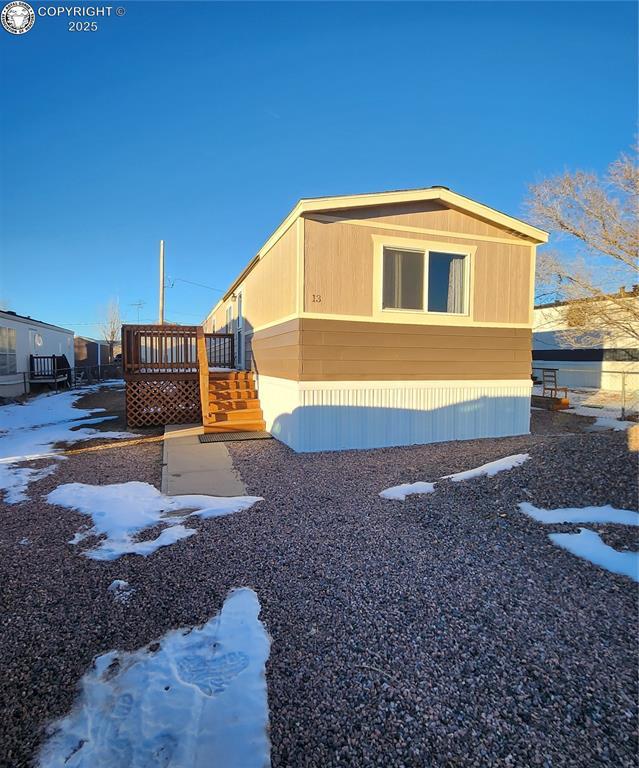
(196, 327), (209, 427)
(158, 240), (165, 325)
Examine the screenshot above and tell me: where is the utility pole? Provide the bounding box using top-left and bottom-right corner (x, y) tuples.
(158, 239), (165, 325)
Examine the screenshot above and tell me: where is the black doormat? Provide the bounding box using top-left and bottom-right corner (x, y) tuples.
(198, 431), (273, 443)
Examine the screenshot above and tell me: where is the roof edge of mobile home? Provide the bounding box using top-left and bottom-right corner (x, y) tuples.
(206, 186), (549, 319)
(0, 310), (73, 335)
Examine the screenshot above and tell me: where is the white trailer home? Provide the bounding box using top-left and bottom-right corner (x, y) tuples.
(533, 290), (639, 392)
(0, 310), (75, 398)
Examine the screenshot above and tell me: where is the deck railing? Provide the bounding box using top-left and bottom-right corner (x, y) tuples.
(122, 324), (199, 376)
(30, 354), (71, 382)
(204, 333), (234, 369)
(121, 324), (236, 427)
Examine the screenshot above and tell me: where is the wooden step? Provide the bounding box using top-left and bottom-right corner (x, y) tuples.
(209, 379), (254, 392)
(207, 399), (261, 413)
(203, 418), (267, 433)
(208, 370), (254, 382)
(208, 389), (258, 401)
(203, 368), (263, 432)
(208, 408), (264, 423)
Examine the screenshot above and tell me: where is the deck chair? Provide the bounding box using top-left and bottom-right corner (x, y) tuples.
(541, 369), (568, 399)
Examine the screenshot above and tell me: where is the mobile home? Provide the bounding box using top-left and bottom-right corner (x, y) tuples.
(0, 310), (74, 398)
(533, 289), (639, 392)
(203, 187), (548, 452)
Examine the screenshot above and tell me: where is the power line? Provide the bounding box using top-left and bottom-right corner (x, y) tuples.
(167, 276), (225, 293)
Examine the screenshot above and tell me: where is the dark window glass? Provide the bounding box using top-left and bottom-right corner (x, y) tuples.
(382, 248), (424, 310)
(427, 252), (466, 313)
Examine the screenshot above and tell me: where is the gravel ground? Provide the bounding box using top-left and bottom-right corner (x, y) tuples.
(0, 401), (637, 767)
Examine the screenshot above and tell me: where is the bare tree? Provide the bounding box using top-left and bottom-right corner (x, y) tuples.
(526, 148), (639, 347)
(99, 299), (122, 360)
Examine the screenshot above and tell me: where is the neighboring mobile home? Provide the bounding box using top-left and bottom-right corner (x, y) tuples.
(533, 288), (639, 392)
(0, 310), (75, 398)
(203, 187), (548, 452)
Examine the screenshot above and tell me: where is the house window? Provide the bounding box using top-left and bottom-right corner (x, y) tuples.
(0, 326), (17, 375)
(428, 252), (466, 314)
(225, 305), (233, 333)
(382, 248), (424, 310)
(381, 246), (468, 315)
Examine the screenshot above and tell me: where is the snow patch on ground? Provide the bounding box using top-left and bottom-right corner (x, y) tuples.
(549, 528), (639, 582)
(0, 384), (136, 504)
(47, 481), (263, 560)
(37, 587), (271, 768)
(0, 463), (58, 504)
(533, 385), (636, 430)
(379, 481), (436, 501)
(519, 502), (639, 581)
(518, 502), (639, 527)
(108, 580), (135, 604)
(585, 416), (635, 432)
(380, 454), (529, 500)
(441, 454), (530, 482)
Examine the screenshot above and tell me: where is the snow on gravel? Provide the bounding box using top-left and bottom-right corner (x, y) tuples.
(519, 502), (639, 581)
(380, 453), (529, 499)
(37, 587), (271, 768)
(0, 384), (136, 503)
(379, 481), (436, 501)
(47, 480), (263, 560)
(0, 464), (58, 504)
(533, 385), (636, 430)
(549, 529), (639, 582)
(518, 502), (639, 526)
(441, 453), (530, 482)
(107, 580), (135, 604)
(585, 416), (636, 432)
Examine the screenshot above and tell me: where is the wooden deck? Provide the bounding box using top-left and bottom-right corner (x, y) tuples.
(29, 354), (71, 389)
(122, 324), (262, 429)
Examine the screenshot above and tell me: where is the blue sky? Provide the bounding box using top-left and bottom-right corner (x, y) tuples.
(1, 1), (636, 335)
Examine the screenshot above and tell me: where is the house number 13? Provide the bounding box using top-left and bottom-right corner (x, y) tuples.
(312, 294), (322, 303)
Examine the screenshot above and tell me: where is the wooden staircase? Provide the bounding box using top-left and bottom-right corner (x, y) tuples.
(203, 370), (266, 433)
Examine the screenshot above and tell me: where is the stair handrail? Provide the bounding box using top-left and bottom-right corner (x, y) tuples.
(196, 327), (210, 426)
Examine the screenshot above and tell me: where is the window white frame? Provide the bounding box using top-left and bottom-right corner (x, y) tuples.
(373, 235), (474, 320)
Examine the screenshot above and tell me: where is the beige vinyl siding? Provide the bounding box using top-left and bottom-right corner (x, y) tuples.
(472, 241), (531, 324)
(304, 218), (374, 316)
(242, 224), (297, 330)
(300, 320), (531, 381)
(208, 223), (298, 337)
(251, 318), (531, 382)
(303, 214), (532, 325)
(320, 200), (532, 242)
(252, 318), (301, 379)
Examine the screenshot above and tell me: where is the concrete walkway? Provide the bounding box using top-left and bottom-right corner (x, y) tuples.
(161, 424), (247, 497)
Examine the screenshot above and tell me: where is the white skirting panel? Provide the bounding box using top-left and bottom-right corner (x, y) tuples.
(257, 375), (532, 453)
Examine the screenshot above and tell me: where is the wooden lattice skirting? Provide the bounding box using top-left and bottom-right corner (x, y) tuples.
(125, 379), (201, 427)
